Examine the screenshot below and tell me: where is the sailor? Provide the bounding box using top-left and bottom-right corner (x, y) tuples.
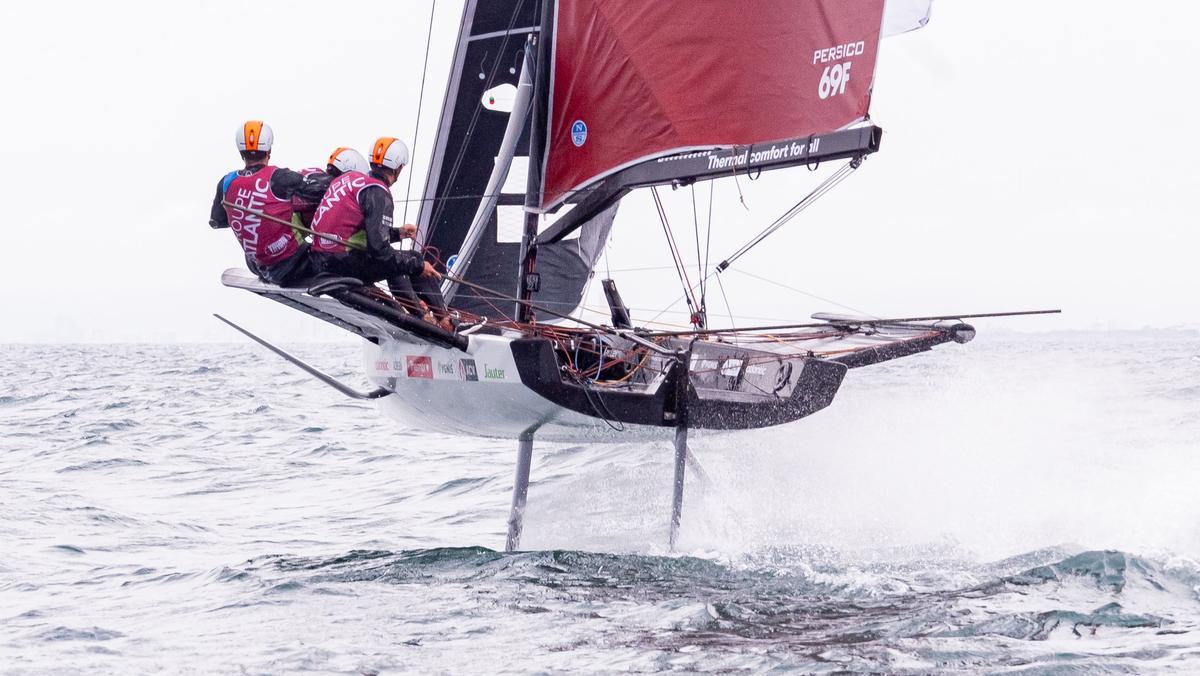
(292, 147), (370, 227)
(310, 136), (451, 330)
(209, 121), (317, 287)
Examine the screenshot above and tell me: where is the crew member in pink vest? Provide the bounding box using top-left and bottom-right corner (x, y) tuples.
(208, 121), (317, 287)
(310, 137), (450, 330)
(292, 147), (370, 228)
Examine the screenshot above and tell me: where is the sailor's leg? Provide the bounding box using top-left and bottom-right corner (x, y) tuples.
(669, 423), (688, 550)
(410, 274), (449, 320)
(505, 429), (536, 553)
(385, 275), (426, 316)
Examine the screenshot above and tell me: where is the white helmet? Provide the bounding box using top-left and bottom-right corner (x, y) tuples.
(370, 137), (410, 171)
(235, 120), (273, 153)
(327, 147), (369, 175)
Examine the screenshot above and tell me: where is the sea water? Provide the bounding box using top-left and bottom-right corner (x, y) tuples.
(1, 333), (1198, 673)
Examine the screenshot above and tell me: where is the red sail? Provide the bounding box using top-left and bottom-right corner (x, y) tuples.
(540, 0), (887, 210)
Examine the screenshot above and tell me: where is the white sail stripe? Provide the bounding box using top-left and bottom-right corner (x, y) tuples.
(467, 26), (539, 42)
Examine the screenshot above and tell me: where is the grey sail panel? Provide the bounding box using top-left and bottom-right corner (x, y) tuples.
(538, 205), (618, 315)
(463, 203), (617, 317)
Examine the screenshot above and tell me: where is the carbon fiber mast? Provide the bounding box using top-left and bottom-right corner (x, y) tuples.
(515, 0), (553, 324)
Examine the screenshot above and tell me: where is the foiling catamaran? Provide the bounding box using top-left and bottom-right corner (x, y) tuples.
(220, 0), (1055, 550)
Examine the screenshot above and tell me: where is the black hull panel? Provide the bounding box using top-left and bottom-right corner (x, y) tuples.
(510, 338), (846, 431)
(690, 358), (846, 430)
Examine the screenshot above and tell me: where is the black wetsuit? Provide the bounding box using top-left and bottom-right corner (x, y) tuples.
(312, 169), (448, 317)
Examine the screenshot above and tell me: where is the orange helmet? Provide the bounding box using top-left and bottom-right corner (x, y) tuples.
(370, 137), (410, 170)
(235, 120), (274, 153)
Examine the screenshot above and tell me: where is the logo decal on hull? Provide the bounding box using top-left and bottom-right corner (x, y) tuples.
(483, 364), (507, 380)
(406, 356), (433, 379)
(458, 359), (479, 382)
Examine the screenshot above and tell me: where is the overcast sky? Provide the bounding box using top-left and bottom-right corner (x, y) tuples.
(0, 1), (1196, 343)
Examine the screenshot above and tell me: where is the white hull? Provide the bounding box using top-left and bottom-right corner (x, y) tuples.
(362, 332), (674, 442)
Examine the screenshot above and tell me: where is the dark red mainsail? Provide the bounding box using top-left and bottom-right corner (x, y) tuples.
(540, 0), (887, 210)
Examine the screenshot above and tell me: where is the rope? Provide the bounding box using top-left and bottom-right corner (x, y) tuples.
(421, 248), (517, 323)
(727, 145), (750, 211)
(565, 366), (625, 431)
(403, 0), (439, 224)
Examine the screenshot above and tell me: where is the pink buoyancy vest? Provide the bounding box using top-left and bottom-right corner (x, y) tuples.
(310, 171), (388, 254)
(222, 166), (299, 267)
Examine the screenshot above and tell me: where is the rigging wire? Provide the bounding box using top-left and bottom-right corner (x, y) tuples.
(727, 146), (750, 211)
(644, 263), (871, 329)
(645, 269), (717, 326)
(703, 180), (714, 299)
(690, 184), (708, 325)
(651, 186), (701, 325)
(403, 0), (439, 225)
(714, 271), (737, 343)
(726, 268), (878, 318)
(718, 159), (860, 271)
(453, 293), (801, 324)
(644, 158), (865, 326)
(425, 0), (527, 245)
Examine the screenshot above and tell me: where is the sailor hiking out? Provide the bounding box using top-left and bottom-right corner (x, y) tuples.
(310, 136), (451, 331)
(209, 121), (319, 287)
(292, 147), (371, 228)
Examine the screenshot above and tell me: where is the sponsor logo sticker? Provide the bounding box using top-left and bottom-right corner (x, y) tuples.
(571, 120), (587, 147)
(458, 358), (479, 382)
(813, 40), (863, 100)
(266, 235), (290, 255)
(406, 355), (433, 379)
(435, 360), (456, 378)
(483, 363), (507, 381)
